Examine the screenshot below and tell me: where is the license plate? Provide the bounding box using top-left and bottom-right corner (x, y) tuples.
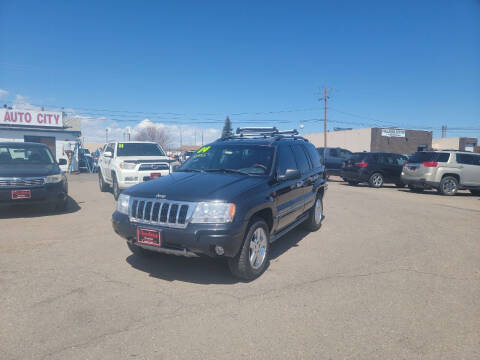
(150, 173), (162, 179)
(137, 228), (161, 247)
(11, 189), (31, 200)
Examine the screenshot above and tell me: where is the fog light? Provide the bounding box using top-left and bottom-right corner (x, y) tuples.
(214, 245), (224, 256)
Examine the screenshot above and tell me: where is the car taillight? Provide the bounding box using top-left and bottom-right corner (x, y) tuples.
(354, 161), (368, 168)
(422, 161), (438, 167)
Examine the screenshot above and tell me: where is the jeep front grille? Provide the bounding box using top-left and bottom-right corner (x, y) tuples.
(0, 177), (45, 188)
(129, 197), (195, 228)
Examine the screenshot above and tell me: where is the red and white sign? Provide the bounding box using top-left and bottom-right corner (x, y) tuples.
(0, 109), (63, 128)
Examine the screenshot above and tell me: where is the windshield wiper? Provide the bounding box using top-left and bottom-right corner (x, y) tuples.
(176, 169), (204, 172)
(204, 168), (251, 175)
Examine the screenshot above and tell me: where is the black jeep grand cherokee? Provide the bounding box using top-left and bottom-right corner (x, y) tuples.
(112, 128), (327, 280)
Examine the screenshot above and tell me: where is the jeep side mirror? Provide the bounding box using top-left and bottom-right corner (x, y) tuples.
(58, 158), (67, 165)
(103, 151), (113, 158)
(277, 169), (301, 181)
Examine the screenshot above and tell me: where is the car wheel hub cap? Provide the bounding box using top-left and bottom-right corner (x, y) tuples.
(249, 228), (267, 270)
(444, 180), (456, 193)
(314, 199), (323, 224)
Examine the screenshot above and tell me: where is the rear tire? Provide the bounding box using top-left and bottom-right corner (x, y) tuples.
(98, 171), (109, 192)
(440, 176), (458, 196)
(112, 174), (121, 200)
(228, 218), (270, 281)
(303, 194), (324, 231)
(368, 173), (384, 188)
(470, 190), (480, 196)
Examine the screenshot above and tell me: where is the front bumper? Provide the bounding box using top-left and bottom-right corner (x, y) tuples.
(117, 170), (171, 189)
(112, 211), (247, 258)
(0, 181), (68, 208)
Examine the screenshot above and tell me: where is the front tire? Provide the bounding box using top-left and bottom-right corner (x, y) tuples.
(369, 172), (384, 188)
(112, 174), (121, 200)
(303, 194), (324, 231)
(98, 171), (109, 192)
(440, 176), (458, 196)
(228, 218), (270, 281)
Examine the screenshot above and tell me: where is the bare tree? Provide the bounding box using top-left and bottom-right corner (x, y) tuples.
(134, 125), (173, 150)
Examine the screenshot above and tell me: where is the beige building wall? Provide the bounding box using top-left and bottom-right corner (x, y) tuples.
(305, 128), (372, 152)
(432, 138), (460, 150)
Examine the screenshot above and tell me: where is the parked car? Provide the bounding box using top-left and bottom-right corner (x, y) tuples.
(341, 152), (407, 188)
(98, 141), (180, 200)
(401, 151), (480, 196)
(0, 142), (69, 210)
(316, 147), (352, 177)
(78, 148), (94, 172)
(112, 128), (327, 280)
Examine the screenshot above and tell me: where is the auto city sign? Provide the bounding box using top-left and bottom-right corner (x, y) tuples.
(0, 108), (63, 128)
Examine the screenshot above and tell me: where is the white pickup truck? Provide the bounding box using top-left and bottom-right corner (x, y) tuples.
(98, 141), (179, 199)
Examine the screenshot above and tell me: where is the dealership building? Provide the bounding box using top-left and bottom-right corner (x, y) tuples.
(0, 108), (82, 171)
(305, 127), (433, 154)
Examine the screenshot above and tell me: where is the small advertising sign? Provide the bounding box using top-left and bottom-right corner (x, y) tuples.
(381, 128), (405, 138)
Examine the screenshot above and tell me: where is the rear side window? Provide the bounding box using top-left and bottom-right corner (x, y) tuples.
(351, 153), (369, 162)
(316, 148), (325, 156)
(409, 152), (450, 163)
(276, 145), (297, 175)
(305, 143), (321, 168)
(329, 148), (339, 157)
(292, 144), (311, 174)
(456, 153), (480, 166)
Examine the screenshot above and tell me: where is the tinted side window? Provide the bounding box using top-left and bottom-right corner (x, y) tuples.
(317, 148), (325, 156)
(292, 144), (311, 174)
(457, 153), (480, 166)
(329, 148), (339, 157)
(438, 153), (450, 162)
(305, 143), (321, 168)
(276, 145), (297, 175)
(395, 155), (407, 166)
(339, 149), (352, 159)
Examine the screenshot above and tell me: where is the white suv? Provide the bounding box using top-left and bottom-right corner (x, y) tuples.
(98, 141), (179, 199)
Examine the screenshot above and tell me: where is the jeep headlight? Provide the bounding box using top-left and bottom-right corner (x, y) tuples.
(45, 174), (63, 183)
(117, 194), (130, 215)
(191, 202), (236, 223)
(119, 162), (136, 170)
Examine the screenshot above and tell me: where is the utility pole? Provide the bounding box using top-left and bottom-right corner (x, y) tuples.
(105, 128), (109, 143)
(441, 125), (447, 138)
(201, 129), (204, 145)
(179, 126), (183, 148)
(319, 87), (329, 147)
(323, 87), (328, 147)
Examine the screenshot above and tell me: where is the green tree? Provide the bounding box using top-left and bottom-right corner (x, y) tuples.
(221, 116), (233, 138)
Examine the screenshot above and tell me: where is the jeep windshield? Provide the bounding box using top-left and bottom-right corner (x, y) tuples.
(0, 144), (55, 165)
(116, 143), (165, 157)
(178, 144), (274, 175)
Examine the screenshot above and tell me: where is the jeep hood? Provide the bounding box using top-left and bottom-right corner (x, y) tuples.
(123, 171), (266, 202)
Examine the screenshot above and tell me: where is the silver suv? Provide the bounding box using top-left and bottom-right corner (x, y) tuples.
(401, 151), (480, 196)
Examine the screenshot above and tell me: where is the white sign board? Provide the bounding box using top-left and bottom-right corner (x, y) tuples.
(0, 109), (63, 128)
(381, 128), (405, 138)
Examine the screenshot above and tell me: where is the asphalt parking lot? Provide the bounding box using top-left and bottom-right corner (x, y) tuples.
(1, 174), (479, 360)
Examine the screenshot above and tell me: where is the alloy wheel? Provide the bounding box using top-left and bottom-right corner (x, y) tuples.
(314, 198), (323, 224)
(249, 227), (267, 269)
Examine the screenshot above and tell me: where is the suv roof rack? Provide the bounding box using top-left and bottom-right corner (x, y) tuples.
(220, 127), (304, 141)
